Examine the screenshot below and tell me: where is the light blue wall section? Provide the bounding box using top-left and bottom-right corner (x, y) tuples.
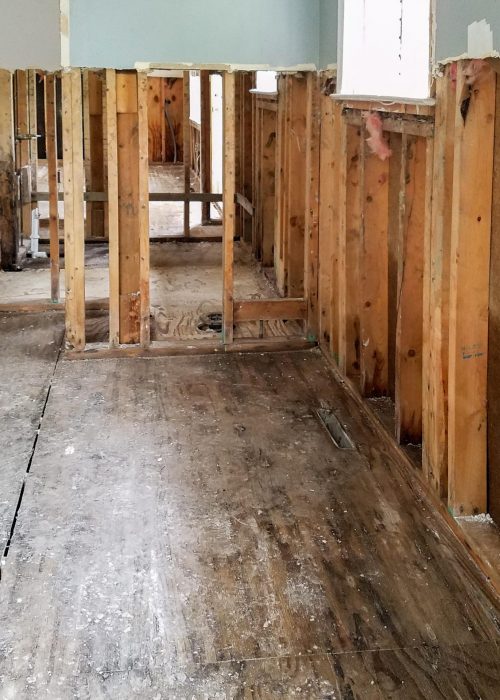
(69, 0), (320, 69)
(0, 0), (61, 70)
(436, 0), (500, 61)
(319, 0), (339, 68)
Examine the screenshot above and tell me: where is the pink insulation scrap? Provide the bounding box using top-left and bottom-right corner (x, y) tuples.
(363, 112), (392, 161)
(449, 62), (458, 87)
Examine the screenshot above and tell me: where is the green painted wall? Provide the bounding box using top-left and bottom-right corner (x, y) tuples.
(319, 0), (339, 68)
(69, 0), (321, 69)
(436, 0), (500, 61)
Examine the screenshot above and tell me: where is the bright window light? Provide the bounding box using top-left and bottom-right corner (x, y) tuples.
(255, 71), (278, 93)
(340, 0), (431, 99)
(189, 71), (201, 125)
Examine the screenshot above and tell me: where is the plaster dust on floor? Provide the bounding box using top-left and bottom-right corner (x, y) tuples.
(0, 339), (499, 697)
(0, 240), (302, 342)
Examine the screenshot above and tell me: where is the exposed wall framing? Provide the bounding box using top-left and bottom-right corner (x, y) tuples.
(18, 60), (500, 529)
(84, 69), (106, 238)
(62, 68), (85, 349)
(251, 92), (276, 264)
(0, 69), (17, 268)
(274, 74), (308, 297)
(311, 62), (498, 522)
(147, 76), (184, 164)
(44, 72), (60, 301)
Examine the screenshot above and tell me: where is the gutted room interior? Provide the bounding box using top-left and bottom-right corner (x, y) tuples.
(1, 0), (500, 696)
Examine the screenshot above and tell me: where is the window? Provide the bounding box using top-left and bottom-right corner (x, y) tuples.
(340, 0), (431, 99)
(189, 71), (201, 125)
(255, 71), (278, 94)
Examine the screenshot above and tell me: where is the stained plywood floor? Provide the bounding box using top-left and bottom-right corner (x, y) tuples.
(0, 242), (302, 342)
(0, 313), (65, 554)
(0, 325), (499, 698)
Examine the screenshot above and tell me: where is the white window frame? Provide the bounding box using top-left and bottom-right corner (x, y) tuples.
(337, 0), (434, 101)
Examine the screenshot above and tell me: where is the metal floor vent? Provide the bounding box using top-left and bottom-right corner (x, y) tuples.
(316, 409), (356, 450)
(198, 312), (223, 334)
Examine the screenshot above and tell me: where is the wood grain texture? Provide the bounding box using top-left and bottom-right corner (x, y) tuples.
(233, 298), (306, 322)
(448, 63), (496, 515)
(115, 71), (148, 345)
(341, 123), (361, 380)
(15, 70), (32, 238)
(137, 72), (151, 348)
(423, 66), (455, 499)
(387, 132), (403, 403)
(318, 88), (335, 351)
(62, 69), (86, 350)
(488, 67), (500, 525)
(395, 135), (427, 444)
(200, 70), (212, 224)
(304, 73), (321, 341)
(285, 76), (307, 298)
(0, 349), (499, 697)
(237, 73), (254, 243)
(223, 72), (236, 345)
(0, 69), (17, 269)
(260, 108), (277, 266)
(105, 69), (120, 348)
(85, 71), (106, 239)
(183, 71), (191, 237)
(273, 75), (287, 292)
(44, 74), (60, 302)
(360, 140), (389, 397)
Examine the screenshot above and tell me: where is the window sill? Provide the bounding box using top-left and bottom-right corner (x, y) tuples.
(249, 89), (278, 97)
(331, 94), (436, 116)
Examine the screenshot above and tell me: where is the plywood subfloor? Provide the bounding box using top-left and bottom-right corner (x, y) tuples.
(36, 161), (221, 239)
(1, 242), (302, 342)
(150, 242), (302, 341)
(0, 346), (499, 697)
(0, 313), (64, 553)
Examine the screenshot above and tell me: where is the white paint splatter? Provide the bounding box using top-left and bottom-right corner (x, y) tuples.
(457, 513), (495, 525)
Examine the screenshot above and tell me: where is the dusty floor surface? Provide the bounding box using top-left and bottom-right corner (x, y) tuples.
(0, 242), (302, 342)
(0, 313), (65, 554)
(0, 338), (499, 698)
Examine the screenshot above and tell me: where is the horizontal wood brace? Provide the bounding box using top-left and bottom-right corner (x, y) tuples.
(33, 192), (224, 203)
(233, 298), (307, 322)
(333, 97), (435, 116)
(0, 299), (109, 314)
(64, 336), (315, 361)
(256, 99), (278, 112)
(342, 109), (434, 137)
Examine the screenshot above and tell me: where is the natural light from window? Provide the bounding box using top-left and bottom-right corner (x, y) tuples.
(340, 0), (431, 99)
(255, 71), (278, 93)
(189, 71), (201, 124)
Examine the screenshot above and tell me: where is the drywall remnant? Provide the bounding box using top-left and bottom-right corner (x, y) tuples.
(363, 112), (392, 161)
(456, 513), (494, 525)
(468, 19), (494, 57)
(464, 58), (489, 86)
